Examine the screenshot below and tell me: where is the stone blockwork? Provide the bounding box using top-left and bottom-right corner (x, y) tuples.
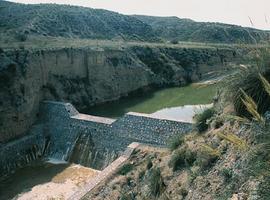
(0, 101), (192, 177)
(0, 124), (48, 178)
(42, 101), (192, 170)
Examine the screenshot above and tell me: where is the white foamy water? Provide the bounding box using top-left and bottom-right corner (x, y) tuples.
(150, 104), (213, 123)
(45, 158), (68, 164)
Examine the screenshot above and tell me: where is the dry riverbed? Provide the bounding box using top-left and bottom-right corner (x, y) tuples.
(0, 161), (99, 200)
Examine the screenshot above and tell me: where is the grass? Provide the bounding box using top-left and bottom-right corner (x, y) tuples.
(149, 167), (166, 197)
(167, 134), (185, 151)
(240, 89), (264, 123)
(117, 163), (133, 176)
(220, 168), (233, 183)
(227, 50), (270, 118)
(194, 107), (215, 133)
(195, 144), (220, 171)
(216, 132), (248, 150)
(1, 34), (262, 50)
(169, 148), (196, 171)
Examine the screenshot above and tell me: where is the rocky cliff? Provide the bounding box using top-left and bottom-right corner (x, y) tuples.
(0, 45), (240, 143)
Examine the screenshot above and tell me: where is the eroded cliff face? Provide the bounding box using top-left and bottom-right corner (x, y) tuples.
(0, 46), (239, 143)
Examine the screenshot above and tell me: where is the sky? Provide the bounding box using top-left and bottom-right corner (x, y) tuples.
(9, 0), (270, 30)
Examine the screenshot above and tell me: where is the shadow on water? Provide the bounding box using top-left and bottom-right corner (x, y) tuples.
(85, 90), (156, 118)
(0, 160), (70, 200)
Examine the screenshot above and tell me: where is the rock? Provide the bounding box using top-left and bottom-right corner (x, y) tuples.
(231, 193), (247, 200)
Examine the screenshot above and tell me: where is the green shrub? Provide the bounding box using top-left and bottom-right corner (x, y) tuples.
(117, 163), (133, 175)
(220, 168), (233, 182)
(15, 32), (28, 42)
(149, 167), (166, 197)
(180, 188), (188, 197)
(170, 39), (179, 44)
(194, 108), (215, 133)
(169, 148), (196, 171)
(258, 173), (270, 200)
(167, 134), (185, 151)
(227, 58), (270, 119)
(195, 152), (218, 171)
(146, 158), (153, 170)
(138, 170), (145, 180)
(119, 193), (132, 200)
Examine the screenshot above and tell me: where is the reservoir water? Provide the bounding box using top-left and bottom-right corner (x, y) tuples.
(87, 83), (218, 121)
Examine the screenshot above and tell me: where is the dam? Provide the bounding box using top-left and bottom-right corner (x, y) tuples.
(0, 100), (192, 199)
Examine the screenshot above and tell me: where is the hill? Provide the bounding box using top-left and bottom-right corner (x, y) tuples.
(134, 15), (270, 44)
(0, 1), (269, 44)
(0, 1), (158, 41)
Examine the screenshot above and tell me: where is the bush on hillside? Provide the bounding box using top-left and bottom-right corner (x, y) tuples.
(170, 39), (179, 44)
(169, 148), (196, 171)
(149, 167), (166, 197)
(194, 108), (215, 133)
(229, 69), (270, 119)
(220, 168), (233, 183)
(167, 134), (185, 151)
(117, 163), (133, 175)
(228, 49), (270, 119)
(15, 32), (28, 42)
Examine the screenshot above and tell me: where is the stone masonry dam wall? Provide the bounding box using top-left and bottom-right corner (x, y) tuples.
(0, 46), (241, 142)
(0, 101), (192, 177)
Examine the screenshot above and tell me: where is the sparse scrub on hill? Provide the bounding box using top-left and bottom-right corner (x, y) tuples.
(149, 167), (166, 198)
(15, 32), (28, 42)
(216, 132), (248, 150)
(146, 158), (153, 170)
(220, 168), (233, 183)
(85, 50), (270, 200)
(194, 107), (215, 133)
(167, 133), (185, 151)
(117, 163), (133, 175)
(195, 144), (220, 171)
(222, 50), (270, 199)
(169, 148), (196, 171)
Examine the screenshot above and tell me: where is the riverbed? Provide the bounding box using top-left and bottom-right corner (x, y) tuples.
(0, 160), (99, 200)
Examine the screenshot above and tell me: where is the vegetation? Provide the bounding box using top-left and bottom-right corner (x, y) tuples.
(228, 53), (270, 119)
(194, 107), (215, 132)
(196, 145), (220, 171)
(149, 167), (166, 197)
(146, 158), (153, 170)
(167, 133), (184, 151)
(1, 1), (269, 45)
(216, 132), (248, 150)
(220, 168), (233, 183)
(117, 163), (133, 175)
(169, 148), (196, 171)
(134, 15), (270, 44)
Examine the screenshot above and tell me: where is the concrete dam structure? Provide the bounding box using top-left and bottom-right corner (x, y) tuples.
(0, 101), (192, 178)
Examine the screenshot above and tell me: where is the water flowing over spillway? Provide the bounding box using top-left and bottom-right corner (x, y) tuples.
(68, 133), (117, 168)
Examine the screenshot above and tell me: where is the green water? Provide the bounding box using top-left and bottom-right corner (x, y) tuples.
(87, 83), (218, 118)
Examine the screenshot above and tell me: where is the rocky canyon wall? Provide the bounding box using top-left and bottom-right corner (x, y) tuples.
(0, 46), (240, 142)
